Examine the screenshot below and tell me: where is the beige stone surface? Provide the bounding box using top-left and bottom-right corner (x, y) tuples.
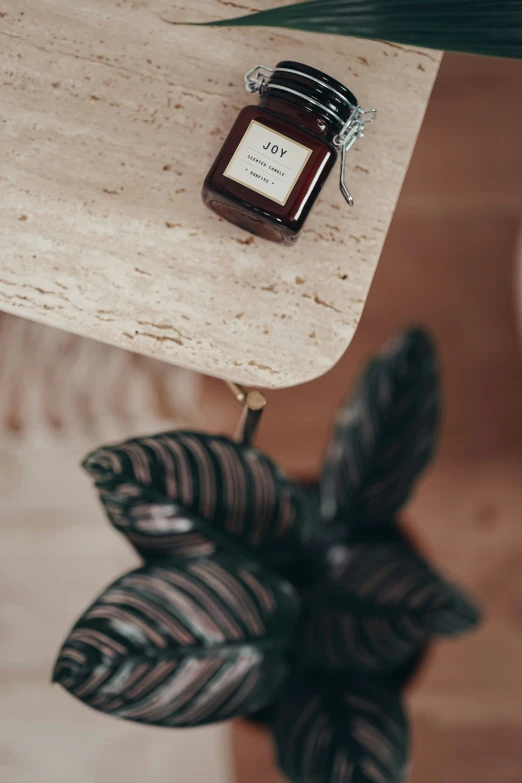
(1, 1), (439, 389)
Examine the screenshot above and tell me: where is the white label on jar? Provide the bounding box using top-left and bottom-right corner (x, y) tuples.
(223, 120), (313, 206)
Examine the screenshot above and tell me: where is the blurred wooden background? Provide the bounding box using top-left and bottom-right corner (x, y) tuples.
(2, 50), (522, 783)
(201, 53), (522, 783)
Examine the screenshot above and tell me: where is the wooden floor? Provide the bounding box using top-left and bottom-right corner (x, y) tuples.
(201, 53), (522, 783)
(0, 328), (233, 783)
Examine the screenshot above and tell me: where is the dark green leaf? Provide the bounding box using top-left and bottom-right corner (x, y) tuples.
(202, 0), (522, 59)
(53, 552), (300, 726)
(300, 537), (480, 673)
(269, 674), (409, 783)
(83, 431), (311, 571)
(320, 328), (440, 536)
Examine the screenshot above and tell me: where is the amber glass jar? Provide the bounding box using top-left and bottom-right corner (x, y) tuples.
(202, 62), (375, 244)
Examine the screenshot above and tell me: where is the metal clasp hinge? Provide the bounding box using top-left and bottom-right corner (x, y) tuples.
(333, 107), (377, 206)
(244, 64), (274, 94)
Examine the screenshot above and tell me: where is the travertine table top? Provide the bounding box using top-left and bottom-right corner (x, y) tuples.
(1, 1), (440, 389)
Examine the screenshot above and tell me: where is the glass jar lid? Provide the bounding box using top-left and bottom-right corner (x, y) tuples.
(261, 60), (359, 128)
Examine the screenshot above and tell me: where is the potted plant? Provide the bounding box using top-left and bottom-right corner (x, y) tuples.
(53, 328), (479, 783)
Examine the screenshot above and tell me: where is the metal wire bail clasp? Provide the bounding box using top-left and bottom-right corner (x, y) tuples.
(244, 64), (274, 94)
(333, 107), (377, 207)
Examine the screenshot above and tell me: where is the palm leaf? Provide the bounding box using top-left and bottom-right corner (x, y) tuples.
(269, 674), (409, 783)
(300, 537), (480, 673)
(201, 0), (522, 60)
(83, 431), (310, 571)
(53, 553), (300, 726)
(320, 328), (440, 537)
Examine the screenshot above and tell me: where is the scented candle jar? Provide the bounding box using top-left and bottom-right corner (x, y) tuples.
(202, 61), (376, 244)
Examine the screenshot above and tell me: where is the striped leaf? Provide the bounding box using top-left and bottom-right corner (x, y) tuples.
(53, 553), (300, 726)
(83, 431), (310, 570)
(300, 537), (480, 672)
(269, 674), (409, 783)
(201, 0), (522, 60)
(96, 489), (218, 559)
(320, 329), (440, 537)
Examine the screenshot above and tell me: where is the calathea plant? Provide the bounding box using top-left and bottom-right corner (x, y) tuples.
(54, 328), (480, 783)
